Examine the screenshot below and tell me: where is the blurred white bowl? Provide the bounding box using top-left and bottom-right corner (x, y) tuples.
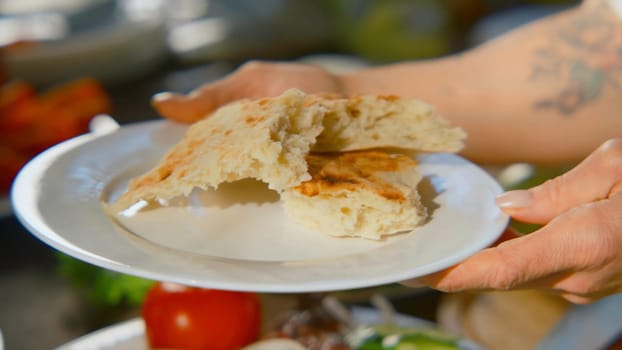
(2, 0), (169, 87)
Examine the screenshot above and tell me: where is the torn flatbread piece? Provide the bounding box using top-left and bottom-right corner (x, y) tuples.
(281, 151), (427, 240)
(111, 88), (325, 212)
(310, 94), (466, 153)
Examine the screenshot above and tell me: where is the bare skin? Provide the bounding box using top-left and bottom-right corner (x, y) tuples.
(152, 0), (622, 303)
(154, 0), (622, 166)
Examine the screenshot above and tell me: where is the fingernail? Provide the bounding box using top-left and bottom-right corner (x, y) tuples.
(495, 190), (533, 209)
(152, 92), (175, 102)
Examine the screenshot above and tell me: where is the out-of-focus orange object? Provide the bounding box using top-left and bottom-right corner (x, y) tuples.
(0, 77), (111, 194)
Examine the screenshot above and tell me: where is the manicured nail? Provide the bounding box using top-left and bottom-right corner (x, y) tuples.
(152, 92), (175, 102)
(495, 190), (533, 209)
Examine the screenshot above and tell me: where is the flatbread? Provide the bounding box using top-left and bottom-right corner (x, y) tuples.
(281, 151), (427, 240)
(111, 88), (325, 212)
(310, 94), (466, 153)
(111, 89), (465, 226)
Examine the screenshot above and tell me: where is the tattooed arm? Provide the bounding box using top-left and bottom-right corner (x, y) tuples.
(152, 0), (621, 165)
(338, 0), (622, 165)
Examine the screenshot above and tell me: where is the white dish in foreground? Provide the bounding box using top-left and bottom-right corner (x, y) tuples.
(55, 307), (481, 350)
(12, 120), (508, 293)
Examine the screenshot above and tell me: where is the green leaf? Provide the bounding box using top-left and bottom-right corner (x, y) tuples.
(56, 253), (153, 308)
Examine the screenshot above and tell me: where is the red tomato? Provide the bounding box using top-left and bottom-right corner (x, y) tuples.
(141, 282), (262, 350)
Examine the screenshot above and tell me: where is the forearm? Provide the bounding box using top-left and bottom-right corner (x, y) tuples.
(339, 1), (622, 165)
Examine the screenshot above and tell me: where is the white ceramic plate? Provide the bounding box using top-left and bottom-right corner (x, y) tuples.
(55, 318), (146, 350)
(12, 120), (508, 293)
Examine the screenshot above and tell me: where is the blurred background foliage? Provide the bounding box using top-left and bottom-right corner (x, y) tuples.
(320, 0), (457, 61)
(56, 253), (153, 308)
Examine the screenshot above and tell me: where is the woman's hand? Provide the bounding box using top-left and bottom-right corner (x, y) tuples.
(152, 61), (343, 123)
(404, 138), (622, 304)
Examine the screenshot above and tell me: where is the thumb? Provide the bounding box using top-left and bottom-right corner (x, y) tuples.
(151, 81), (232, 123)
(495, 139), (622, 224)
(151, 92), (199, 123)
